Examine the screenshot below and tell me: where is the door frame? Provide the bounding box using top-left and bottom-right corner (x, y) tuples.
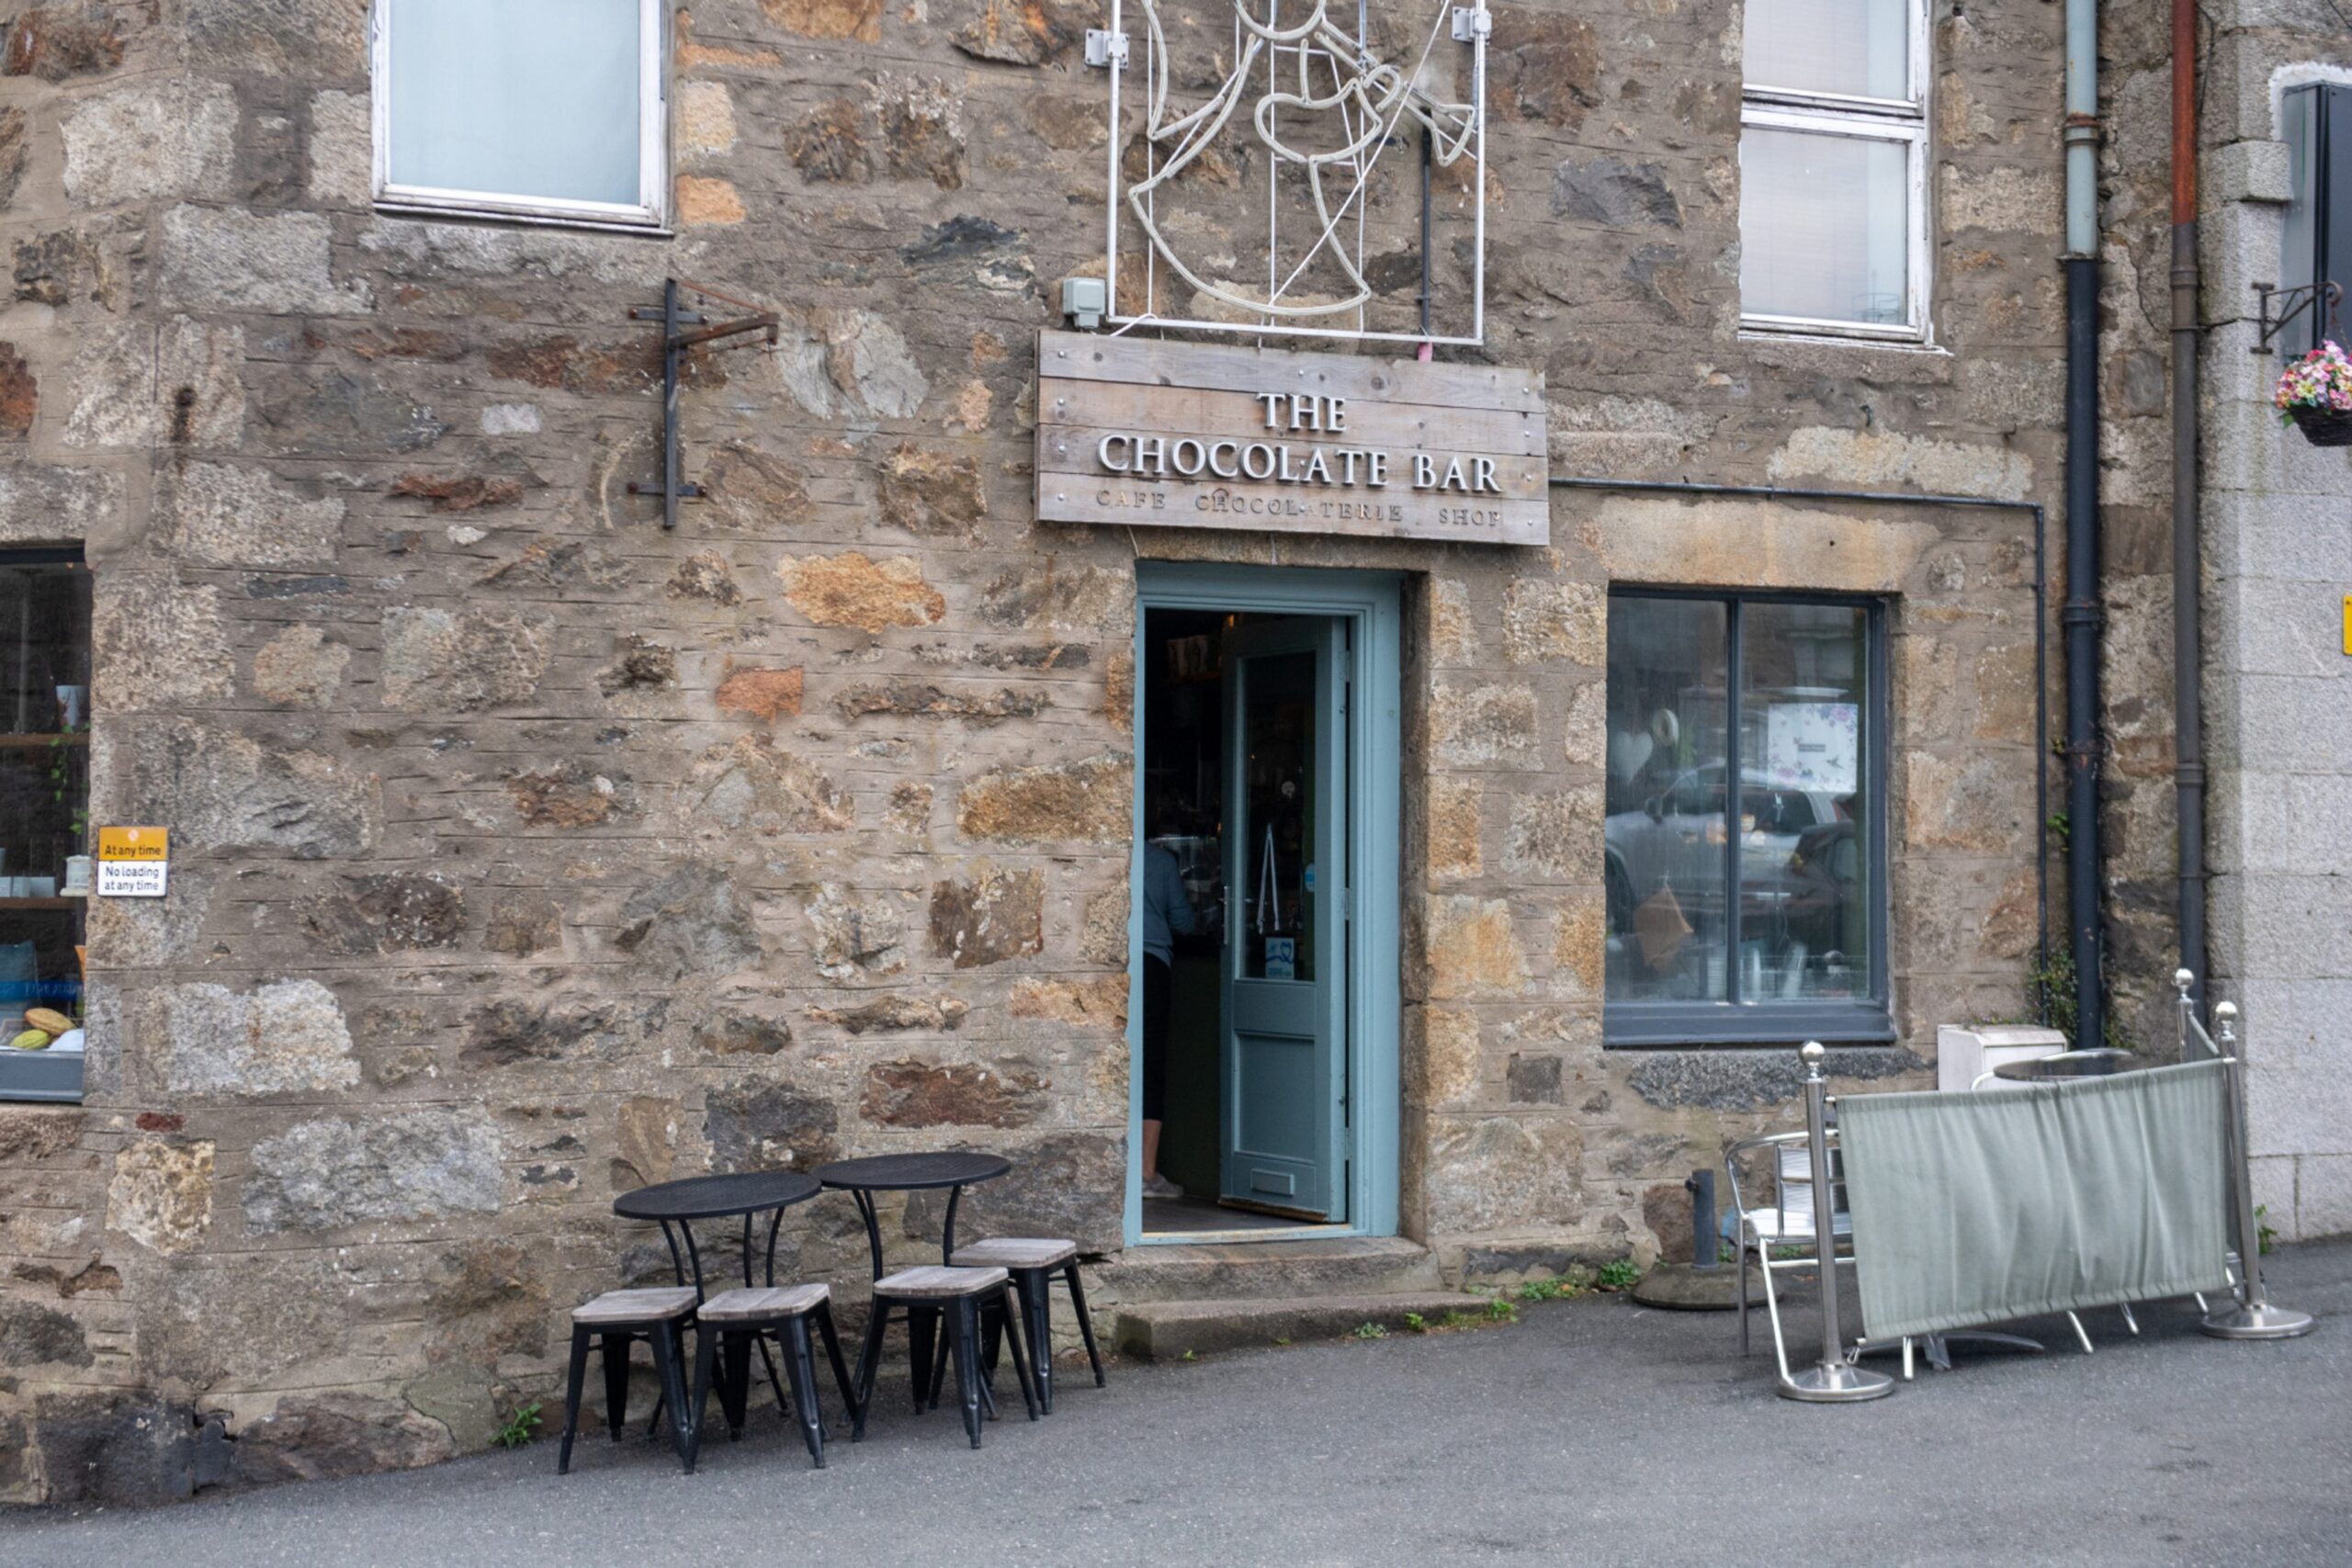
(1126, 562), (1402, 1247)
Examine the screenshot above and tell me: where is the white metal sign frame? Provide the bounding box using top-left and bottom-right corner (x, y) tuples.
(1100, 0), (1490, 347)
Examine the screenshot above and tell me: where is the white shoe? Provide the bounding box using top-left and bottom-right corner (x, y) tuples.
(1142, 1174), (1183, 1200)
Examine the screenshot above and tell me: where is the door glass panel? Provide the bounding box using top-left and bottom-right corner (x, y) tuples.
(1742, 602), (1870, 999)
(1239, 650), (1315, 982)
(1604, 600), (1729, 1002)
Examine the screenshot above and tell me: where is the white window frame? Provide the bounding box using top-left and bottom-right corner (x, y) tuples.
(1739, 0), (1931, 342)
(369, 0), (671, 232)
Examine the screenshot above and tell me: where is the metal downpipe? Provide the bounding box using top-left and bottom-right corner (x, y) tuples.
(2063, 0), (2106, 1050)
(2170, 0), (2207, 1013)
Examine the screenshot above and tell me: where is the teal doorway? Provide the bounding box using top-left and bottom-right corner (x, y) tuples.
(1127, 565), (1401, 1246)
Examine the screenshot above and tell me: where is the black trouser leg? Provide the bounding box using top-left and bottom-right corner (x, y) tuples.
(1064, 1263), (1105, 1386)
(816, 1302), (857, 1435)
(649, 1323), (695, 1472)
(602, 1331), (631, 1441)
(850, 1301), (889, 1442)
(783, 1315), (825, 1468)
(952, 1296), (985, 1449)
(1017, 1269), (1054, 1415)
(998, 1284), (1039, 1420)
(559, 1325), (592, 1474)
(907, 1304), (937, 1414)
(687, 1324), (719, 1470)
(718, 1333), (752, 1437)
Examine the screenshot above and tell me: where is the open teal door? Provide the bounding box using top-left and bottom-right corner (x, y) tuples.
(1219, 616), (1348, 1222)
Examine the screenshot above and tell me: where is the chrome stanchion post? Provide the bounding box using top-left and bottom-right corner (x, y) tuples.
(2174, 968), (2195, 1063)
(2201, 1002), (2316, 1340)
(1779, 1043), (1896, 1403)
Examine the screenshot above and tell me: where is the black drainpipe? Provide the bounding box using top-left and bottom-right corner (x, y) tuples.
(2064, 256), (2105, 1051)
(1548, 477), (2053, 1010)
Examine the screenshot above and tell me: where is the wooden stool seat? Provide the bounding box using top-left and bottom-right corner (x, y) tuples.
(571, 1287), (698, 1325)
(697, 1283), (830, 1323)
(873, 1264), (1008, 1299)
(950, 1237), (1079, 1269)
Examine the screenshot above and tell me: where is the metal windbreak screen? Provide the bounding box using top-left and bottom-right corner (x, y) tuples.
(1102, 0), (1489, 344)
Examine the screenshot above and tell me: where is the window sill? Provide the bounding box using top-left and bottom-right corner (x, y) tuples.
(372, 200), (674, 240)
(1738, 325), (1946, 355)
(1603, 1001), (1896, 1050)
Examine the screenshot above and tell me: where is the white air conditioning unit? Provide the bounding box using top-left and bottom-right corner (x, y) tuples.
(1936, 1023), (2069, 1093)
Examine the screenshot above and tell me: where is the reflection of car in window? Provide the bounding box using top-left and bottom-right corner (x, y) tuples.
(1599, 766), (1853, 1001)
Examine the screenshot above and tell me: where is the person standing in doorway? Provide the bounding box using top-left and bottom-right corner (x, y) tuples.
(1141, 828), (1208, 1200)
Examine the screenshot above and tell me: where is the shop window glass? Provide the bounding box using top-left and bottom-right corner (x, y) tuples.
(1604, 592), (1886, 1044)
(0, 550), (91, 1101)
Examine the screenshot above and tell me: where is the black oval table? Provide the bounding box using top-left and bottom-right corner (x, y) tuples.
(811, 1152), (1012, 1280)
(613, 1169), (825, 1297)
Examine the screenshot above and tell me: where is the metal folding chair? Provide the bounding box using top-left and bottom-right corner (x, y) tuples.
(1726, 1132), (1859, 1383)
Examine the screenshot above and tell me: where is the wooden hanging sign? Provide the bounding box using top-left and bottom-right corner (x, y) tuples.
(1035, 331), (1549, 547)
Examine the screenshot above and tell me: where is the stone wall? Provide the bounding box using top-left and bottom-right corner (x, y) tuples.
(0, 0), (2075, 1502)
(2151, 4), (2352, 1242)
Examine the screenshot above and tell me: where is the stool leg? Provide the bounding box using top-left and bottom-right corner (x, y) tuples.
(927, 1319), (952, 1408)
(1063, 1261), (1106, 1387)
(558, 1324), (593, 1474)
(756, 1328), (791, 1421)
(907, 1304), (937, 1414)
(601, 1332), (631, 1441)
(951, 1296), (985, 1449)
(996, 1284), (1039, 1421)
(783, 1315), (826, 1469)
(719, 1331), (752, 1438)
(1019, 1269), (1055, 1415)
(687, 1324), (719, 1471)
(815, 1300), (858, 1435)
(650, 1321), (695, 1472)
(850, 1301), (888, 1442)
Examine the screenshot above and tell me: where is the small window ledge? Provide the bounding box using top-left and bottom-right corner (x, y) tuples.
(371, 200), (674, 240)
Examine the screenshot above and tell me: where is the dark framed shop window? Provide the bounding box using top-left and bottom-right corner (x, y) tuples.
(1602, 590), (1891, 1046)
(0, 547), (91, 1102)
(2281, 82), (2352, 357)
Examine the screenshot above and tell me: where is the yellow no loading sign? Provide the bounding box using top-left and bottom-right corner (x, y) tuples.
(96, 827), (169, 897)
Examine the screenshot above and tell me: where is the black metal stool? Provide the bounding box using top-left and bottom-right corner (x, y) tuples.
(942, 1237), (1103, 1414)
(557, 1287), (698, 1473)
(688, 1283), (858, 1469)
(852, 1265), (1037, 1448)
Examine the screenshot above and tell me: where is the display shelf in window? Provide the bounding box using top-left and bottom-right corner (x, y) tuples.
(0, 549), (89, 1103)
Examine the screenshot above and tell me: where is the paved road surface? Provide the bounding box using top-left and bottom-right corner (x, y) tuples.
(7, 1237), (2348, 1567)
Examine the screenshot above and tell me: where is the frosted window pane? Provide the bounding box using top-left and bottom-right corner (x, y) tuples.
(1746, 0), (1911, 101)
(1740, 128), (1909, 325)
(389, 0), (645, 209)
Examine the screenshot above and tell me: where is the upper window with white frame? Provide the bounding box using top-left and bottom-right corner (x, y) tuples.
(373, 0), (670, 230)
(1738, 0), (1928, 339)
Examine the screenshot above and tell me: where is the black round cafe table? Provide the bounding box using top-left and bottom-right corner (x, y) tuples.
(612, 1169), (823, 1297)
(811, 1153), (1012, 1280)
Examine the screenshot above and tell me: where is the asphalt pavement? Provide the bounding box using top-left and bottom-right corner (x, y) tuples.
(7, 1237), (2349, 1568)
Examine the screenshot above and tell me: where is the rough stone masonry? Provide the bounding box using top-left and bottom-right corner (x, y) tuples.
(0, 0), (2148, 1505)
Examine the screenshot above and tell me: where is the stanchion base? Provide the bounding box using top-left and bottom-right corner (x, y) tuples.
(2200, 1303), (2315, 1340)
(1777, 1361), (1896, 1403)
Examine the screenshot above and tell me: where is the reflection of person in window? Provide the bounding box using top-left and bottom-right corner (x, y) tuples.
(1140, 832), (1207, 1201)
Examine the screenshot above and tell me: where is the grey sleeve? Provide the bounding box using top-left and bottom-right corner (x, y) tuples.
(1153, 851), (1204, 934)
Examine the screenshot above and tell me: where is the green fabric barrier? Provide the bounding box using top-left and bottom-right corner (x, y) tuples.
(1838, 1060), (2233, 1342)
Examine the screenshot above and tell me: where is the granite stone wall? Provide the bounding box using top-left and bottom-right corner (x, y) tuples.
(0, 0), (2078, 1502)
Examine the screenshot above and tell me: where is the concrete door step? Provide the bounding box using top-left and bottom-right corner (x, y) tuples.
(1114, 1292), (1488, 1360)
(1096, 1235), (1445, 1304)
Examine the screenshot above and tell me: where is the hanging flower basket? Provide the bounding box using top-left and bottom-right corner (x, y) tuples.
(2274, 340), (2352, 446)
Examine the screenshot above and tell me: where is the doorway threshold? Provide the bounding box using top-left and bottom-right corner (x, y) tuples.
(1139, 1195), (1357, 1246)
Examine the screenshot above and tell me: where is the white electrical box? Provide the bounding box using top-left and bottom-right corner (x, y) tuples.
(1937, 1023), (2068, 1093)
